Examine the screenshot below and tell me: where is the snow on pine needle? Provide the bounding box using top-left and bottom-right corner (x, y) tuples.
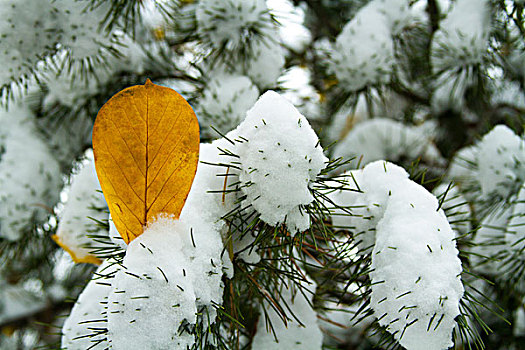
(476, 125), (525, 201)
(332, 118), (444, 171)
(60, 89), (330, 349)
(233, 91), (328, 233)
(0, 104), (62, 241)
(0, 0), (122, 94)
(430, 0), (491, 112)
(330, 0), (411, 92)
(431, 0), (492, 74)
(0, 0), (58, 89)
(52, 0), (118, 61)
(197, 73), (259, 139)
(61, 140), (240, 349)
(251, 275), (323, 350)
(107, 215), (229, 349)
(328, 161), (464, 350)
(42, 34), (147, 110)
(447, 124), (525, 211)
(241, 37), (286, 89)
(194, 0), (285, 89)
(61, 258), (120, 350)
(53, 150), (109, 265)
(196, 0), (274, 52)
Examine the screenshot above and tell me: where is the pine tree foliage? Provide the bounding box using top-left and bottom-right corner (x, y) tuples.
(0, 0), (523, 349)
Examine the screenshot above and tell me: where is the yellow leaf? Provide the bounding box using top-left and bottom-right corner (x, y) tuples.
(51, 234), (102, 265)
(92, 80), (200, 244)
(2, 326), (16, 337)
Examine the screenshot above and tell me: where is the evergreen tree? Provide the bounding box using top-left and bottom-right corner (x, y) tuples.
(0, 0), (523, 349)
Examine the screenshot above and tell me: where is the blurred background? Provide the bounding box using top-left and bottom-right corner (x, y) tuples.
(0, 0), (523, 349)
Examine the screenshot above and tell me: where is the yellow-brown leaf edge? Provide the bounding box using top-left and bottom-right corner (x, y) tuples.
(92, 79), (200, 244)
(51, 234), (102, 265)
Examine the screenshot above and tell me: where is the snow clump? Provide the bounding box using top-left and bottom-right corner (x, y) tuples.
(330, 0), (411, 91)
(0, 104), (61, 241)
(329, 161), (464, 349)
(196, 0), (273, 51)
(233, 91), (327, 233)
(107, 214), (229, 349)
(61, 259), (120, 350)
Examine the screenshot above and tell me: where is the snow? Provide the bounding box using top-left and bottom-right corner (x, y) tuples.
(505, 183), (525, 293)
(491, 79), (525, 110)
(330, 0), (411, 91)
(61, 259), (120, 350)
(107, 214), (229, 349)
(471, 205), (511, 275)
(0, 104), (61, 241)
(243, 37), (286, 89)
(333, 118), (443, 168)
(446, 125), (525, 206)
(514, 297), (525, 337)
(446, 145), (478, 199)
(267, 0), (312, 52)
(251, 278), (322, 350)
(43, 54), (113, 108)
(279, 66), (322, 119)
(233, 91), (327, 232)
(54, 150), (109, 264)
(332, 5), (394, 91)
(53, 0), (116, 60)
(196, 0), (272, 51)
(328, 161), (410, 254)
(433, 184), (471, 235)
(329, 161), (464, 349)
(198, 74), (259, 137)
(0, 279), (47, 325)
(0, 0), (57, 86)
(109, 214), (128, 251)
(371, 178), (463, 349)
(364, 0), (411, 35)
(477, 125), (525, 199)
(431, 0), (491, 72)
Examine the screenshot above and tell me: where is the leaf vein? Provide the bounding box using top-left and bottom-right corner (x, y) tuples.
(146, 152), (190, 213)
(101, 134), (145, 205)
(107, 116), (145, 178)
(150, 97), (172, 137)
(147, 113), (191, 186)
(147, 105), (184, 168)
(119, 107), (146, 147)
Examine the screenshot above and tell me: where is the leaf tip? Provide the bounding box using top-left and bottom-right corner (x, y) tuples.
(52, 234), (102, 266)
